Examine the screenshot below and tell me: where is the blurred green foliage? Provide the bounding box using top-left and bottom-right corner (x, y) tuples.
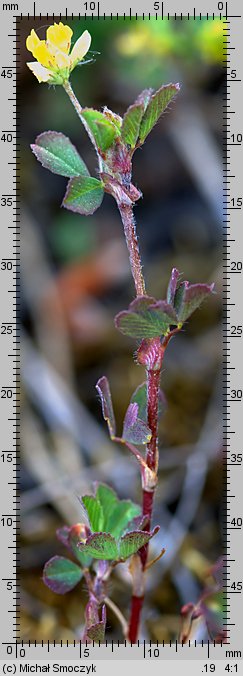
(49, 212), (96, 264)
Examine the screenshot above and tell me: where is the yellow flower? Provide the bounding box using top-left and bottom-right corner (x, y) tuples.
(26, 22), (91, 84)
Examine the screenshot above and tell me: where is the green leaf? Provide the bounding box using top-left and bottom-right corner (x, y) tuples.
(62, 175), (104, 216)
(96, 377), (116, 438)
(122, 402), (151, 445)
(82, 495), (104, 532)
(115, 296), (177, 339)
(121, 88), (153, 148)
(119, 526), (159, 560)
(79, 533), (119, 560)
(81, 108), (120, 151)
(105, 500), (141, 539)
(31, 131), (89, 178)
(121, 104), (145, 148)
(68, 523), (92, 568)
(43, 556), (83, 594)
(174, 282), (215, 323)
(139, 84), (180, 144)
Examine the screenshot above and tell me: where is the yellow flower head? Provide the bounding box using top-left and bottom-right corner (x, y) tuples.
(26, 22), (91, 84)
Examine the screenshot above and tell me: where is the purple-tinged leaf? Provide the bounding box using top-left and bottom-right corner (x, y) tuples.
(139, 83), (180, 144)
(79, 532), (119, 560)
(119, 526), (159, 561)
(174, 281), (215, 324)
(82, 495), (104, 532)
(85, 597), (99, 627)
(122, 402), (151, 445)
(96, 376), (116, 438)
(167, 267), (180, 305)
(62, 175), (104, 216)
(86, 605), (106, 643)
(31, 131), (89, 178)
(43, 556), (83, 594)
(56, 525), (71, 549)
(115, 296), (177, 339)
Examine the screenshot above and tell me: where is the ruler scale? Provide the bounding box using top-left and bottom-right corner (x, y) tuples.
(0, 0), (242, 671)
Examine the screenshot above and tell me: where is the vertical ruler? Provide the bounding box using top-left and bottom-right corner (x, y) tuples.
(0, 10), (20, 646)
(0, 0), (242, 665)
(222, 0), (243, 651)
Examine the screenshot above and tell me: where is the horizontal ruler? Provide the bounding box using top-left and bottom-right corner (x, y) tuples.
(1, 641), (242, 660)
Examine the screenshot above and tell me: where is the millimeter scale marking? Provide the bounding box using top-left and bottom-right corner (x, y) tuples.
(0, 0), (242, 666)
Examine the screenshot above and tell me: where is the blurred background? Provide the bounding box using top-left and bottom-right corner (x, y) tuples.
(20, 16), (223, 642)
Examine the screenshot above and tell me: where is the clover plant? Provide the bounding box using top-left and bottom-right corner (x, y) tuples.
(26, 22), (215, 643)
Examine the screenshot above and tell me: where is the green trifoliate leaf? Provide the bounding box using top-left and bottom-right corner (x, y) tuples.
(43, 556), (83, 594)
(139, 83), (180, 144)
(122, 402), (151, 446)
(174, 281), (215, 324)
(115, 296), (177, 339)
(81, 108), (120, 151)
(62, 175), (104, 215)
(80, 483), (142, 540)
(31, 131), (89, 178)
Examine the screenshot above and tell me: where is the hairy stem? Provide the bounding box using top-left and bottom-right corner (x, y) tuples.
(118, 202), (146, 297)
(145, 368), (161, 474)
(128, 366), (162, 641)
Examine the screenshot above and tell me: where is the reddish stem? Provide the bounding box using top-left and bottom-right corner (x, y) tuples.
(145, 369), (161, 473)
(128, 365), (162, 642)
(118, 203), (146, 297)
(128, 595), (144, 643)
